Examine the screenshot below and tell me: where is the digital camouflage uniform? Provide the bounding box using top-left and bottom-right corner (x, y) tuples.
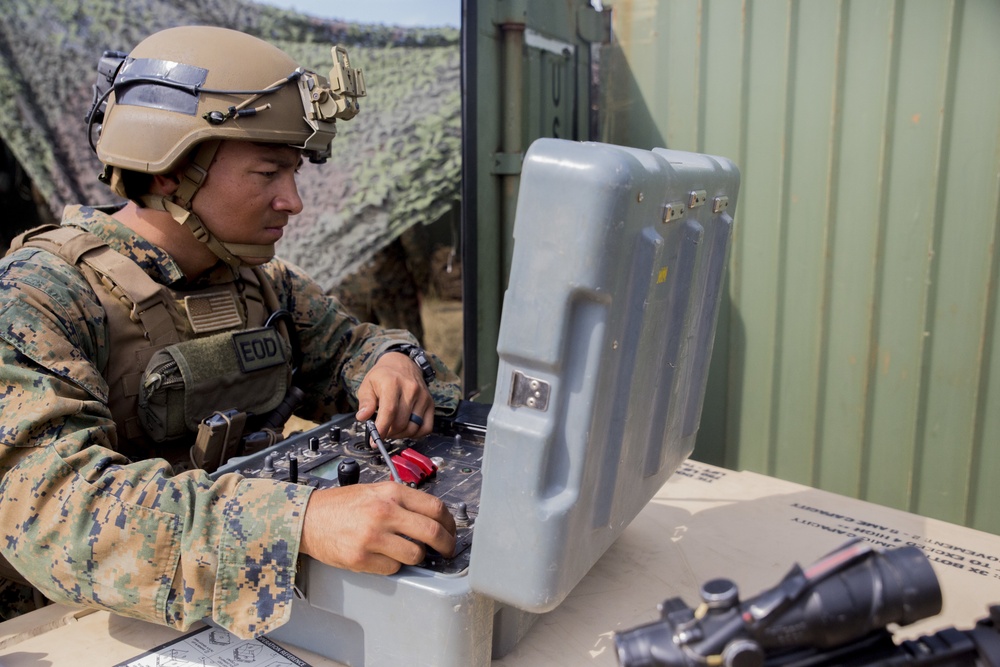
(0, 205), (461, 637)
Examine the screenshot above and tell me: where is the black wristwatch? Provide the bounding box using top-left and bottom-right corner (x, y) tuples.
(380, 343), (436, 385)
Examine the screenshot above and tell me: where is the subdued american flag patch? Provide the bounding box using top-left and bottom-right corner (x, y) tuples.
(185, 292), (243, 333)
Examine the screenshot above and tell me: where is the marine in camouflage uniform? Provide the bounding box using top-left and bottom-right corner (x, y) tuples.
(0, 27), (461, 638)
(0, 207), (460, 634)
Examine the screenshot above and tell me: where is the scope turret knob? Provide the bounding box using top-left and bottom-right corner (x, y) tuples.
(700, 578), (739, 610)
(338, 458), (361, 486)
(722, 639), (764, 667)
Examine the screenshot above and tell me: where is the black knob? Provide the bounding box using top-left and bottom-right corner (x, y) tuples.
(338, 458), (361, 486)
(701, 578), (739, 610)
(329, 425), (342, 442)
(309, 436), (320, 453)
(723, 639), (764, 667)
(288, 455), (298, 485)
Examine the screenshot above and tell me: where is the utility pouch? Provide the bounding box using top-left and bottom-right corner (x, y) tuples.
(138, 327), (292, 442)
(191, 409), (249, 472)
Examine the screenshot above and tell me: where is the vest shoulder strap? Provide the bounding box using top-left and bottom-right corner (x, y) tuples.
(8, 224), (101, 260)
(15, 225), (179, 347)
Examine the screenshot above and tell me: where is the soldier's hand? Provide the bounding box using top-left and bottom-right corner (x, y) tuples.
(355, 351), (434, 439)
(298, 482), (456, 574)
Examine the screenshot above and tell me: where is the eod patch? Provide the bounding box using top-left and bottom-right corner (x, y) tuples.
(232, 327), (288, 373)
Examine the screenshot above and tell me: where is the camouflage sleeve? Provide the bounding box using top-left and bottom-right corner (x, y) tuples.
(0, 250), (311, 639)
(264, 259), (461, 420)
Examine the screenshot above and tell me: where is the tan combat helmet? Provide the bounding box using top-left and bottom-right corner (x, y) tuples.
(87, 25), (366, 267)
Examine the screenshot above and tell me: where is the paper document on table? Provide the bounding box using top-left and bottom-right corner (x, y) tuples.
(113, 625), (312, 667)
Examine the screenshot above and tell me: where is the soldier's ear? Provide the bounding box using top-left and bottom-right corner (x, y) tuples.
(150, 171), (181, 196)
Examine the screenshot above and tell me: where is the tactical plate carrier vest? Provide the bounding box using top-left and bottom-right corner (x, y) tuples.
(12, 225), (295, 469)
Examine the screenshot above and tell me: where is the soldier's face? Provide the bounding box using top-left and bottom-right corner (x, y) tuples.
(192, 140), (304, 264)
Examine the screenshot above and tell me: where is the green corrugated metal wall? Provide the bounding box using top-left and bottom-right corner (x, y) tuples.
(463, 0), (602, 400)
(599, 0), (1000, 532)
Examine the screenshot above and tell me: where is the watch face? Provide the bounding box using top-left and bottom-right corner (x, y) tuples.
(407, 348), (436, 384)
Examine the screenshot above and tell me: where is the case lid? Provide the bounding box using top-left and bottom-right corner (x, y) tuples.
(469, 138), (740, 612)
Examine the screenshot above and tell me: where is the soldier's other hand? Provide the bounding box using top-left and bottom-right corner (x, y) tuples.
(298, 482), (456, 574)
(355, 351), (433, 439)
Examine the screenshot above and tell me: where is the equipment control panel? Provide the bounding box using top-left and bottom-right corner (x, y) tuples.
(222, 401), (490, 575)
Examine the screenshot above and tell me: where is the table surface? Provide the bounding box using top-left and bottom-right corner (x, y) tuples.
(2, 460), (998, 666)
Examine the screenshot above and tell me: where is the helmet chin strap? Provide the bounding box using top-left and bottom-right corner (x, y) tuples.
(139, 195), (275, 267)
(132, 140), (276, 268)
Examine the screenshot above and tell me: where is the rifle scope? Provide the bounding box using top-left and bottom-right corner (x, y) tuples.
(614, 539), (942, 667)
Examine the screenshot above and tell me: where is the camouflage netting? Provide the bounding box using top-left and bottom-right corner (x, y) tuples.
(0, 0), (461, 291)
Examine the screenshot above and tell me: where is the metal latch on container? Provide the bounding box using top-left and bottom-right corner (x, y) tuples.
(688, 190), (707, 208)
(663, 202), (685, 223)
(509, 370), (550, 411)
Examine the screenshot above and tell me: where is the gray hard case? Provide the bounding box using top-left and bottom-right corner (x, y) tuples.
(245, 138), (739, 666)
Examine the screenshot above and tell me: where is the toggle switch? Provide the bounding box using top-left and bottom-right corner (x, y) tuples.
(261, 454), (275, 477)
(454, 501), (471, 527)
(399, 448), (437, 477)
(389, 455), (425, 486)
